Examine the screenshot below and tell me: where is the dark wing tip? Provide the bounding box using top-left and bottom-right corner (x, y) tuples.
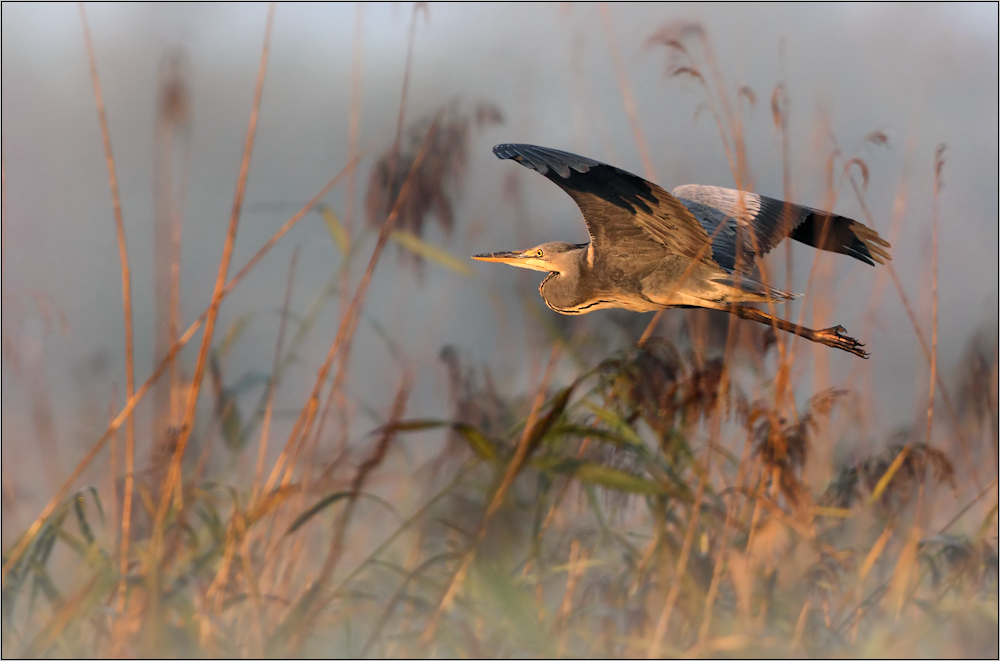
(492, 143), (523, 162)
(848, 248), (877, 267)
(492, 143), (600, 179)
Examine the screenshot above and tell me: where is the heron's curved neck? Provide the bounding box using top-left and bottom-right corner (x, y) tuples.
(539, 247), (593, 314)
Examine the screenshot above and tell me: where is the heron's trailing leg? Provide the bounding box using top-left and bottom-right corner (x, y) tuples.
(730, 305), (869, 358)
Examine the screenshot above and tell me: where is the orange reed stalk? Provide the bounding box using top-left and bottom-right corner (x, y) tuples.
(144, 8), (275, 651)
(0, 78), (364, 590)
(924, 145), (943, 447)
(327, 1), (414, 459)
(252, 246), (300, 500)
(77, 3), (137, 615)
(845, 161), (983, 494)
(261, 116), (442, 498)
(152, 3), (275, 529)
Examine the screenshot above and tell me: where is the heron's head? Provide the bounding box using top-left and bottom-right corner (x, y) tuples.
(472, 242), (587, 273)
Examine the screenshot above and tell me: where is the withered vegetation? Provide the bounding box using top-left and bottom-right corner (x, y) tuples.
(1, 11), (997, 661)
(365, 102), (503, 271)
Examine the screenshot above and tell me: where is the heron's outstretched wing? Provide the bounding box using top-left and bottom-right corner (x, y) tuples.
(672, 185), (891, 270)
(493, 144), (716, 269)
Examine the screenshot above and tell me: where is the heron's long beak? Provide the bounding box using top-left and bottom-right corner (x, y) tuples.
(472, 250), (551, 272)
(472, 250), (524, 264)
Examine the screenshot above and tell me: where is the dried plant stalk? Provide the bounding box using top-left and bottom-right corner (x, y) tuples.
(77, 3), (137, 616)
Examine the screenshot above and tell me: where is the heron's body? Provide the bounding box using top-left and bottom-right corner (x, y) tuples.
(474, 144), (891, 357)
(535, 248), (753, 314)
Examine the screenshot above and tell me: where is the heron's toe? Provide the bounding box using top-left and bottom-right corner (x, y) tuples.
(816, 325), (869, 359)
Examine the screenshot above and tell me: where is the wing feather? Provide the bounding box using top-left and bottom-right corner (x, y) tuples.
(672, 184), (891, 268)
(493, 144), (716, 269)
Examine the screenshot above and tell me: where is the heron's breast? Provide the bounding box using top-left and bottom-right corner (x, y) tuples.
(540, 269), (661, 315)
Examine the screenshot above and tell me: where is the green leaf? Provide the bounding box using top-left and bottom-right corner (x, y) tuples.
(73, 492), (96, 545)
(811, 506), (854, 519)
(549, 423), (643, 450)
(377, 419), (499, 461)
(287, 492), (352, 535)
(389, 230), (473, 275)
(53, 528), (87, 558)
(286, 492), (400, 536)
(218, 312), (255, 360)
(532, 471), (553, 540)
(378, 419), (448, 433)
(29, 557), (62, 608)
(82, 486), (105, 525)
(318, 204), (350, 254)
(219, 394), (244, 451)
(581, 401), (646, 448)
(1, 509), (67, 618)
(531, 457), (666, 495)
(452, 423), (498, 461)
(524, 386), (575, 456)
(575, 462), (666, 495)
(32, 507), (68, 571)
(978, 503), (999, 540)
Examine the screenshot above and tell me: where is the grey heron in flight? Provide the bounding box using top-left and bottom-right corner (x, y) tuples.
(473, 144), (891, 358)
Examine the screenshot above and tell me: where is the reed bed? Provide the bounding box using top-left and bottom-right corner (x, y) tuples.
(2, 4), (997, 658)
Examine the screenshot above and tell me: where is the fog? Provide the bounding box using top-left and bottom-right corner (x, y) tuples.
(2, 3), (997, 510)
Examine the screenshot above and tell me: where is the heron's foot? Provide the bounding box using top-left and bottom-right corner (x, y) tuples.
(814, 325), (869, 359)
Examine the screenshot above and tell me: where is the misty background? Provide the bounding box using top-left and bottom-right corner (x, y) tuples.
(2, 3), (997, 522)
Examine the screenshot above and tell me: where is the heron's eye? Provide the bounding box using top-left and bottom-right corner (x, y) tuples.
(535, 249), (544, 257)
